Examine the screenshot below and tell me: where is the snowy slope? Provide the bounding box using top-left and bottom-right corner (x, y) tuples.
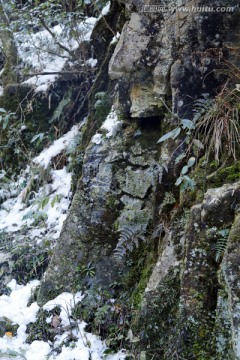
(0, 280), (125, 360)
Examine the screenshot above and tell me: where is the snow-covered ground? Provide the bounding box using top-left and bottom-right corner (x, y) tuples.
(0, 279), (126, 360)
(0, 123), (83, 241)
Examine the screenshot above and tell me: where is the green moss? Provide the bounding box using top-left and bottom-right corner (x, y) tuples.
(179, 186), (199, 208)
(26, 309), (56, 343)
(0, 84), (62, 173)
(214, 161), (240, 184)
(180, 156), (240, 208)
(0, 84), (57, 133)
(130, 259), (155, 308)
(132, 268), (180, 359)
(194, 156), (240, 190)
(228, 213), (240, 244)
(120, 237), (158, 308)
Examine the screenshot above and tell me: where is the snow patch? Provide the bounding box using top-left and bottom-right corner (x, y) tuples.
(101, 2), (110, 16)
(43, 292), (84, 325)
(110, 32), (120, 44)
(0, 280), (126, 360)
(86, 58), (98, 67)
(91, 108), (121, 145)
(33, 124), (80, 169)
(18, 18), (97, 93)
(101, 107), (121, 138)
(92, 133), (103, 145)
(0, 123), (84, 239)
(0, 280), (40, 327)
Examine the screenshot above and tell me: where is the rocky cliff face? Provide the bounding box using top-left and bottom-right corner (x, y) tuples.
(37, 1), (240, 358)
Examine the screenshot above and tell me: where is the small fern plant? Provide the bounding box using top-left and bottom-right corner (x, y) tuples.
(113, 226), (146, 261)
(214, 229), (229, 262)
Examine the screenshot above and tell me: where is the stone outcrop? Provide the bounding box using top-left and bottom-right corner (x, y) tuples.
(38, 110), (162, 303)
(37, 0), (240, 358)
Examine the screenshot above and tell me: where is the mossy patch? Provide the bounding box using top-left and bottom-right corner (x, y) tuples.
(132, 268), (180, 359)
(11, 243), (49, 285)
(126, 244), (157, 308)
(181, 156), (240, 207)
(209, 160), (240, 186)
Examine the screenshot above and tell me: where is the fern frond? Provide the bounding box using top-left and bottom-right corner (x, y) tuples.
(215, 237), (228, 262)
(214, 229), (229, 262)
(113, 226), (145, 261)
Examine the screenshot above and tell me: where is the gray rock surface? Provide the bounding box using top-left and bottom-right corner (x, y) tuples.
(38, 110), (161, 304)
(36, 0), (240, 357)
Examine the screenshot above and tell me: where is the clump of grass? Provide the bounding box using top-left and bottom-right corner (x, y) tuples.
(196, 81), (240, 162)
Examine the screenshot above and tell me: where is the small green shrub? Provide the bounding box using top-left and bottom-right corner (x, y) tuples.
(11, 243), (49, 284)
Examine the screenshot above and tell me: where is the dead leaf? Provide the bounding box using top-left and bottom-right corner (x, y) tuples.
(51, 314), (60, 328)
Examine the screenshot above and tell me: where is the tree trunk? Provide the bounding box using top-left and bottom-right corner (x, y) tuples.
(0, 3), (18, 87)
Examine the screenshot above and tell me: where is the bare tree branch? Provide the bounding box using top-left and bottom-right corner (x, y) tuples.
(24, 69), (95, 76)
(38, 16), (76, 59)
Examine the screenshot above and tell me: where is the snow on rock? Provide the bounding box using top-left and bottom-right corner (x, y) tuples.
(0, 280), (126, 360)
(91, 108), (121, 145)
(101, 107), (121, 138)
(25, 73), (62, 93)
(92, 133), (103, 145)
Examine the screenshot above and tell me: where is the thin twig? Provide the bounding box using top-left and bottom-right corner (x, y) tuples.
(24, 71), (87, 76)
(38, 15), (75, 58)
